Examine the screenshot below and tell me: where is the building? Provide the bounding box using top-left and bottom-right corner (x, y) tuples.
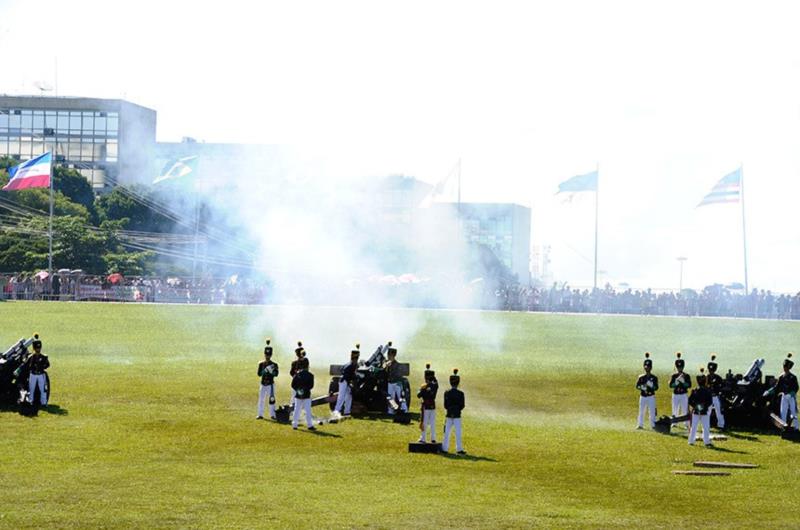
(0, 95), (156, 188)
(433, 202), (531, 283)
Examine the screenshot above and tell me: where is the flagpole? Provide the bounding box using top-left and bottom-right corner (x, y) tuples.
(48, 150), (54, 276)
(457, 157), (462, 215)
(740, 164), (749, 294)
(593, 163), (599, 290)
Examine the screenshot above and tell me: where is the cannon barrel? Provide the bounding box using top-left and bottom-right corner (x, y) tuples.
(2, 337), (33, 361)
(742, 358), (765, 383)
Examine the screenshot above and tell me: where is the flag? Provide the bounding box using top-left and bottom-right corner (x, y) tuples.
(419, 160), (460, 208)
(154, 156), (198, 184)
(698, 168), (741, 207)
(2, 152), (52, 191)
(557, 170), (597, 194)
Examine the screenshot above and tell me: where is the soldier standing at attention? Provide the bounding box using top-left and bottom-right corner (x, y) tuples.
(289, 342), (305, 407)
(442, 369), (465, 455)
(706, 354), (725, 429)
(688, 369), (713, 446)
(256, 339), (279, 420)
(669, 352), (692, 428)
(334, 344), (360, 416)
(635, 352), (658, 429)
(417, 363), (438, 444)
(22, 334), (49, 406)
(383, 346), (408, 415)
(764, 353), (799, 429)
(291, 357), (316, 430)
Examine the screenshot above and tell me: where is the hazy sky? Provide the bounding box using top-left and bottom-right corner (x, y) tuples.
(1, 0), (799, 292)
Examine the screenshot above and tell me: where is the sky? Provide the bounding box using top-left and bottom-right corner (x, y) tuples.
(1, 0), (799, 292)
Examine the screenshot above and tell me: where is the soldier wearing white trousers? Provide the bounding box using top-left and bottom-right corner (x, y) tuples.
(417, 364), (438, 443)
(669, 353), (692, 428)
(765, 355), (799, 429)
(635, 353), (658, 429)
(334, 345), (359, 416)
(21, 335), (49, 406)
(256, 340), (278, 420)
(383, 346), (408, 415)
(707, 354), (725, 429)
(291, 357), (316, 430)
(688, 369), (713, 446)
(443, 369), (465, 454)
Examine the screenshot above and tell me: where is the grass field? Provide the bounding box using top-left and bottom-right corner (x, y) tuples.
(1, 301), (799, 529)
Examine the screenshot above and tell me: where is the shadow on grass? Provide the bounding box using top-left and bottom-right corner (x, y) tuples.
(296, 428), (342, 438)
(438, 451), (498, 463)
(704, 445), (749, 455)
(0, 402), (68, 417)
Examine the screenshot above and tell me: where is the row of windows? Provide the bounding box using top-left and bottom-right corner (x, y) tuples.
(464, 215), (514, 234)
(0, 109), (119, 134)
(0, 138), (118, 163)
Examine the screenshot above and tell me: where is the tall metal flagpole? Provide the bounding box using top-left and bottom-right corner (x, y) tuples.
(593, 164), (599, 290)
(740, 165), (749, 294)
(48, 149), (54, 275)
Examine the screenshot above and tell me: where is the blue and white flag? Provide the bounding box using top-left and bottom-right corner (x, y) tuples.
(557, 170), (598, 194)
(698, 168), (741, 207)
(2, 152), (52, 191)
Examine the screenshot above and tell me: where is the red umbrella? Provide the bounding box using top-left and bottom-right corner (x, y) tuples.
(107, 273), (124, 285)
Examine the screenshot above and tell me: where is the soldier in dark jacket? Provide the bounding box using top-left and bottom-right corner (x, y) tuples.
(334, 344), (360, 416)
(688, 369), (713, 446)
(707, 354), (725, 429)
(289, 342), (305, 407)
(669, 352), (692, 428)
(256, 339), (279, 420)
(21, 334), (49, 406)
(442, 369), (465, 454)
(417, 364), (438, 443)
(383, 346), (408, 414)
(764, 353), (799, 428)
(635, 352), (658, 429)
(291, 357), (316, 430)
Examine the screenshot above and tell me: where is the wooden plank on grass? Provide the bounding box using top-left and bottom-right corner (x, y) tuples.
(693, 461), (759, 469)
(672, 470), (731, 476)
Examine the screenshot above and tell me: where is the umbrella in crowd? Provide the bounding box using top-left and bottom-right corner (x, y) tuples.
(107, 273), (124, 285)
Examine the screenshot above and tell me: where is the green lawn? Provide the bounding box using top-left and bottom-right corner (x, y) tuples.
(1, 302), (798, 529)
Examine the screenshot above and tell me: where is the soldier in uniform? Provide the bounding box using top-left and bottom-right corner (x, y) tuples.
(291, 357), (316, 430)
(635, 352), (658, 429)
(442, 368), (465, 454)
(23, 334), (49, 406)
(334, 343), (359, 416)
(417, 363), (438, 444)
(688, 368), (713, 446)
(669, 352), (692, 428)
(764, 353), (799, 429)
(707, 354), (725, 429)
(256, 339), (279, 420)
(289, 342), (305, 407)
(383, 346), (407, 415)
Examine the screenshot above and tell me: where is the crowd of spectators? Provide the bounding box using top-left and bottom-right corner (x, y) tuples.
(3, 271), (800, 321)
(493, 283), (800, 319)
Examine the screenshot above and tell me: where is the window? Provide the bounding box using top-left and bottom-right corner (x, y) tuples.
(33, 112), (44, 129)
(50, 113), (61, 130)
(106, 139), (118, 161)
(20, 111), (32, 129)
(82, 112), (94, 132)
(108, 114), (119, 134)
(9, 113), (21, 128)
(0, 110), (8, 128)
(69, 112), (81, 130)
(95, 115), (106, 132)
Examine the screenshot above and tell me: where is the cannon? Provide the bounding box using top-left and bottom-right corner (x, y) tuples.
(328, 344), (412, 421)
(655, 358), (788, 435)
(0, 336), (49, 408)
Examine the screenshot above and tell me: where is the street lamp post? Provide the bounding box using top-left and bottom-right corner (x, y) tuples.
(677, 256), (688, 292)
